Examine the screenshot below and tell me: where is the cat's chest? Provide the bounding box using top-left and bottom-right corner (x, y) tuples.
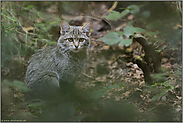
(55, 51), (87, 81)
(62, 56), (86, 71)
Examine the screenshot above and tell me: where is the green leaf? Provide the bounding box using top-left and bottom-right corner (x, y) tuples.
(119, 39), (132, 47)
(13, 80), (31, 92)
(151, 94), (161, 101)
(100, 32), (123, 45)
(124, 21), (145, 35)
(127, 5), (140, 14)
(115, 31), (124, 35)
(132, 27), (146, 33)
(120, 9), (130, 18)
(146, 32), (159, 36)
(3, 80), (30, 92)
(160, 88), (169, 96)
(103, 11), (121, 21)
(151, 88), (169, 101)
(120, 84), (126, 88)
(124, 25), (134, 37)
(151, 83), (160, 87)
(146, 20), (161, 29)
(161, 83), (174, 90)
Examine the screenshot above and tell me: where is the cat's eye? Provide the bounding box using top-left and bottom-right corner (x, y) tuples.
(79, 38), (84, 42)
(68, 38), (73, 42)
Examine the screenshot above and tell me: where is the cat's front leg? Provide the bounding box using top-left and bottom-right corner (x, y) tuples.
(26, 71), (60, 100)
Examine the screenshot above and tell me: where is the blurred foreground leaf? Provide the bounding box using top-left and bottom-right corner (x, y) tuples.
(3, 80), (30, 92)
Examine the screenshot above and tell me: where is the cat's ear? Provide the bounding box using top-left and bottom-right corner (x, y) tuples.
(80, 22), (92, 36)
(60, 20), (71, 35)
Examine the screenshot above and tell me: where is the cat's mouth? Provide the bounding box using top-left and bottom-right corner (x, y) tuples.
(70, 45), (82, 52)
(71, 48), (80, 53)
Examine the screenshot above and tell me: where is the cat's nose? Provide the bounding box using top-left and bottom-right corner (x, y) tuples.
(75, 45), (79, 49)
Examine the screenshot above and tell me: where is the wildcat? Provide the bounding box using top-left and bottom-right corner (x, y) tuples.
(25, 20), (92, 99)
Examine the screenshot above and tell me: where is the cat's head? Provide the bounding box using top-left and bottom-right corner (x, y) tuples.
(58, 20), (92, 53)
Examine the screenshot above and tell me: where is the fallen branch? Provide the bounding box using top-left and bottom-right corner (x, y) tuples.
(131, 34), (161, 84)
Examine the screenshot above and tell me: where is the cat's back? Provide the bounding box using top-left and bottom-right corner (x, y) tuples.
(28, 46), (58, 70)
(25, 47), (57, 81)
(25, 46), (60, 87)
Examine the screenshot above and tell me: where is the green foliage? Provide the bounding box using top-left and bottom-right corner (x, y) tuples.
(151, 80), (174, 101)
(101, 4), (161, 47)
(3, 80), (30, 92)
(151, 88), (168, 101)
(103, 11), (122, 21)
(123, 21), (146, 37)
(103, 5), (143, 21)
(100, 32), (124, 45)
(1, 1), (61, 64)
(125, 4), (141, 14)
(100, 21), (157, 47)
(120, 9), (130, 18)
(119, 39), (132, 47)
(123, 24), (135, 37)
(100, 30), (132, 47)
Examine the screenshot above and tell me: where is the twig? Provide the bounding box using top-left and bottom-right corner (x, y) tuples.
(91, 12), (114, 30)
(82, 73), (104, 83)
(91, 1), (118, 31)
(82, 73), (96, 80)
